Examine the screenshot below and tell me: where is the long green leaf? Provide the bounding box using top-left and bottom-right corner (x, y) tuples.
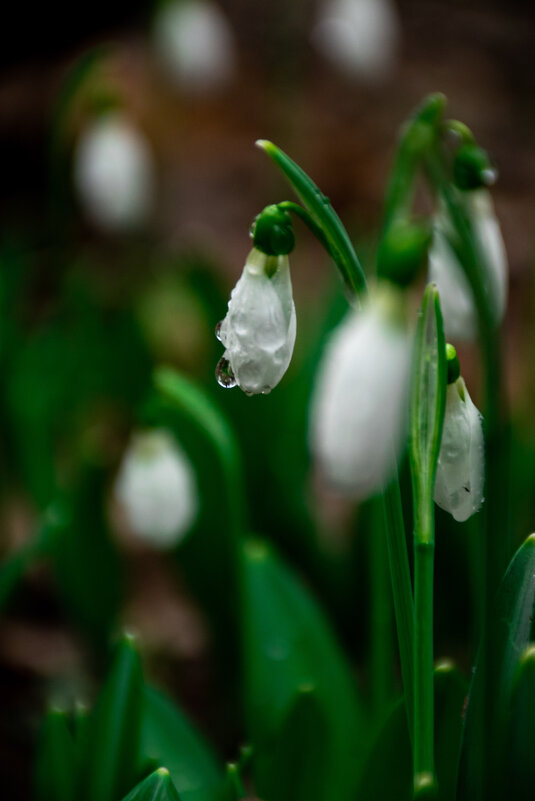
(241, 538), (364, 801)
(141, 685), (226, 801)
(34, 707), (76, 801)
(121, 768), (181, 801)
(505, 644), (535, 797)
(458, 534), (535, 799)
(81, 633), (144, 801)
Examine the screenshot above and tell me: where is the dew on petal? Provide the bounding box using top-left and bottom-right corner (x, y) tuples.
(215, 320), (223, 342)
(215, 357), (237, 388)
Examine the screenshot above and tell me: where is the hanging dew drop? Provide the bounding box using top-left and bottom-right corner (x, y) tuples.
(215, 320), (223, 342)
(215, 357), (237, 389)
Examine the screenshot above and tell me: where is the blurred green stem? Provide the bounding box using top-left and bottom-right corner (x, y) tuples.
(370, 499), (394, 720)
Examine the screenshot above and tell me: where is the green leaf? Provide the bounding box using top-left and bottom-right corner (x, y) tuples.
(80, 633), (144, 801)
(434, 662), (468, 801)
(34, 707), (77, 801)
(409, 283), (447, 538)
(120, 768), (181, 801)
(356, 698), (412, 801)
(253, 685), (328, 801)
(141, 685), (227, 801)
(505, 644), (535, 797)
(458, 534), (535, 799)
(256, 140), (366, 297)
(241, 538), (364, 801)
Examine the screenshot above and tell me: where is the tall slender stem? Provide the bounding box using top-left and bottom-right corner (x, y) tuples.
(413, 504), (437, 797)
(370, 498), (394, 720)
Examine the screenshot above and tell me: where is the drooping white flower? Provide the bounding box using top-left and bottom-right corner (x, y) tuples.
(434, 378), (484, 522)
(216, 247), (296, 395)
(115, 429), (197, 548)
(74, 112), (154, 232)
(312, 0), (401, 83)
(429, 190), (508, 341)
(309, 282), (412, 498)
(153, 0), (235, 93)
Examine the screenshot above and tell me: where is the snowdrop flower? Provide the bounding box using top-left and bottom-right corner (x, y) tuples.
(312, 0), (401, 83)
(434, 348), (484, 522)
(74, 112), (154, 232)
(429, 190), (508, 341)
(216, 247), (296, 395)
(115, 429), (197, 548)
(153, 0), (235, 93)
(310, 281), (412, 498)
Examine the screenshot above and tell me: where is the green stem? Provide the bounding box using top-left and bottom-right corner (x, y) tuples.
(381, 479), (414, 739)
(413, 503), (437, 798)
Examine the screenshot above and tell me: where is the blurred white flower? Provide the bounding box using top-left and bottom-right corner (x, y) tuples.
(153, 0), (235, 93)
(310, 282), (411, 498)
(74, 113), (154, 232)
(434, 377), (484, 522)
(429, 190), (508, 341)
(216, 247), (296, 395)
(115, 430), (197, 548)
(312, 0), (401, 83)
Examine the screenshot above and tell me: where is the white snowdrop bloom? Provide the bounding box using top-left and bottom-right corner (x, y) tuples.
(429, 190), (508, 341)
(153, 0), (235, 93)
(115, 430), (197, 548)
(434, 378), (484, 522)
(310, 282), (412, 498)
(74, 113), (154, 232)
(216, 247), (296, 395)
(312, 0), (401, 83)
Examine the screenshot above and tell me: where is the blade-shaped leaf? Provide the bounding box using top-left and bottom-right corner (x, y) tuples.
(121, 768), (181, 801)
(253, 685), (327, 801)
(80, 633), (144, 801)
(505, 644), (535, 797)
(434, 662), (468, 801)
(34, 707), (76, 801)
(241, 538), (364, 801)
(458, 533), (535, 799)
(141, 685), (227, 801)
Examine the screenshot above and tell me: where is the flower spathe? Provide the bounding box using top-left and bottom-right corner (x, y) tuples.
(115, 430), (197, 548)
(217, 247), (296, 395)
(429, 189), (508, 341)
(434, 377), (484, 522)
(310, 282), (412, 498)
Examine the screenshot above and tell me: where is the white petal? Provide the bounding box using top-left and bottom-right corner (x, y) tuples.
(428, 190), (508, 342)
(312, 0), (401, 83)
(434, 378), (484, 522)
(219, 248), (296, 395)
(74, 113), (154, 232)
(153, 0), (235, 93)
(115, 430), (198, 548)
(309, 285), (411, 498)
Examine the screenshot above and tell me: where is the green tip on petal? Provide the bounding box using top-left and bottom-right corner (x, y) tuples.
(252, 204), (295, 257)
(446, 343), (461, 385)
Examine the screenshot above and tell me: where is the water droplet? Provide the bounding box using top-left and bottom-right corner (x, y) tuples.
(215, 358), (237, 389)
(215, 320), (223, 342)
(261, 386), (272, 395)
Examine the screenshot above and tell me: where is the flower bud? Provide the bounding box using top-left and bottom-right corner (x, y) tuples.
(309, 282), (411, 498)
(453, 143), (496, 191)
(153, 0), (235, 94)
(74, 113), (154, 232)
(434, 377), (484, 522)
(428, 190), (508, 341)
(312, 0), (401, 84)
(377, 218), (432, 288)
(252, 205), (295, 257)
(216, 247), (296, 395)
(114, 429), (197, 548)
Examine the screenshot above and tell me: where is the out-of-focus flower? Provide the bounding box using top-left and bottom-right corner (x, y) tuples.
(434, 376), (484, 522)
(74, 112), (154, 232)
(115, 429), (197, 548)
(428, 190), (508, 341)
(153, 0), (235, 93)
(309, 282), (411, 498)
(216, 247), (296, 395)
(312, 0), (401, 83)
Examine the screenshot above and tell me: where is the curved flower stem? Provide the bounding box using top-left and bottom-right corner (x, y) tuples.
(424, 149), (508, 801)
